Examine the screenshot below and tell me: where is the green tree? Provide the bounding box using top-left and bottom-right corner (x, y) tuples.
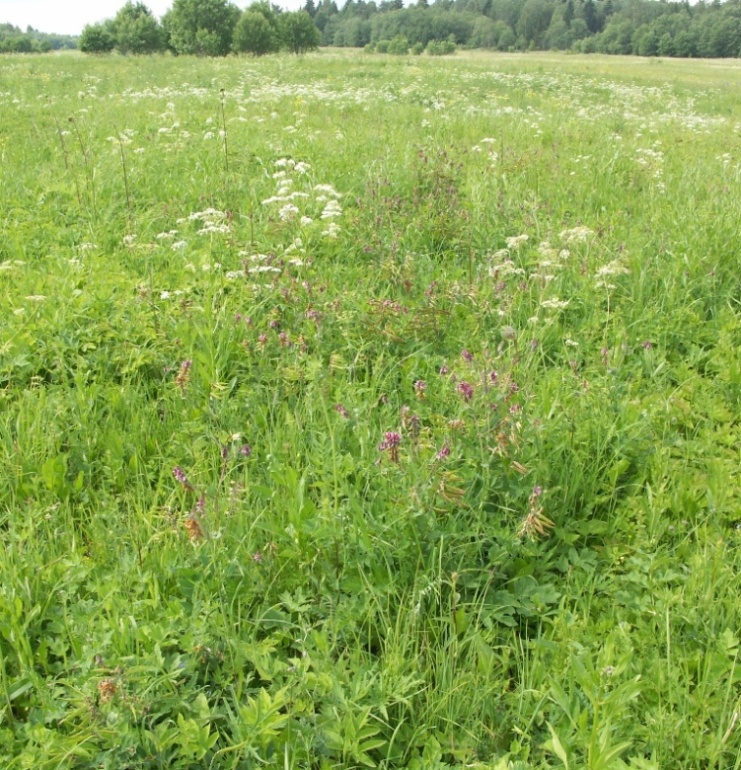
(113, 2), (165, 54)
(516, 0), (553, 47)
(79, 22), (116, 53)
(233, 9), (280, 54)
(164, 0), (240, 56)
(280, 10), (320, 53)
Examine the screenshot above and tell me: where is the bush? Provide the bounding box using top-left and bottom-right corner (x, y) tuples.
(412, 41), (424, 55)
(375, 39), (389, 53)
(426, 38), (456, 55)
(387, 35), (410, 55)
(79, 23), (116, 53)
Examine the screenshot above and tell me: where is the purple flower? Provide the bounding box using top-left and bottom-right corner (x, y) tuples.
(439, 365), (449, 376)
(378, 431), (401, 462)
(221, 445), (230, 460)
(239, 444), (252, 457)
(195, 494), (206, 514)
(489, 371), (499, 385)
(173, 466), (192, 489)
(436, 444), (451, 461)
(379, 431), (401, 450)
(334, 403), (349, 419)
(642, 340), (653, 350)
(414, 380), (426, 399)
(457, 381), (474, 402)
(461, 349), (473, 363)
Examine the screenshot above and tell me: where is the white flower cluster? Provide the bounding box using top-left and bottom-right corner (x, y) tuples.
(261, 158), (343, 239)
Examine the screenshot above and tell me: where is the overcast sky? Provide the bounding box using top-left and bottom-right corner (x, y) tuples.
(0, 0), (306, 36)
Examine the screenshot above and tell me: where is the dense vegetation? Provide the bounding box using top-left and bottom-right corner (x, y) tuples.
(78, 0), (319, 56)
(6, 0), (741, 58)
(0, 23), (77, 54)
(1, 49), (740, 768)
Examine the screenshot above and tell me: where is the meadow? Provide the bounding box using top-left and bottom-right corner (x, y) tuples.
(0, 48), (740, 769)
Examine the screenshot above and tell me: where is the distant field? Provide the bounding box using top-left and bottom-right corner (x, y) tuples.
(1, 50), (740, 769)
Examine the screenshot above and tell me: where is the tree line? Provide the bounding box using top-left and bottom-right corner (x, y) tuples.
(317, 0), (741, 58)
(79, 0), (319, 56)
(3, 0), (738, 58)
(0, 23), (77, 53)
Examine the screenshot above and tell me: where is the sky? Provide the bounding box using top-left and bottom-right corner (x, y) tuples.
(0, 0), (305, 36)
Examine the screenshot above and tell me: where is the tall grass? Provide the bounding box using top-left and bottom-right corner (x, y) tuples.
(0, 50), (740, 768)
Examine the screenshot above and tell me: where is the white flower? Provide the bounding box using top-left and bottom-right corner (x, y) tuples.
(279, 204), (299, 221)
(506, 234), (529, 250)
(321, 200), (342, 219)
(560, 226), (594, 244)
(322, 222), (341, 239)
(540, 299), (570, 310)
(594, 260), (629, 278)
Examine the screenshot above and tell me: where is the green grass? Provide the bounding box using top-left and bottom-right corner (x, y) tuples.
(0, 49), (740, 769)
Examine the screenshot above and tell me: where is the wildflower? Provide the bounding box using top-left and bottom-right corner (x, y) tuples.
(378, 431), (402, 463)
(97, 680), (117, 702)
(641, 340), (653, 350)
(279, 204), (299, 221)
(461, 349), (473, 363)
(322, 222), (341, 239)
(278, 331), (292, 347)
(184, 514), (205, 542)
(320, 200), (342, 219)
(436, 444), (451, 461)
(540, 299), (570, 310)
(173, 466), (193, 490)
(505, 234), (529, 250)
(334, 403), (349, 419)
(489, 371), (499, 385)
(240, 444), (252, 457)
(517, 485), (554, 540)
(414, 380), (427, 399)
(560, 226), (594, 244)
(175, 359), (191, 392)
(457, 381), (474, 402)
(439, 365), (450, 376)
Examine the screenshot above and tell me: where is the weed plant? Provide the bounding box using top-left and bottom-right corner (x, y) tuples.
(0, 50), (740, 769)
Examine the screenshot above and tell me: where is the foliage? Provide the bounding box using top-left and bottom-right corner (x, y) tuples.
(78, 22), (116, 54)
(280, 10), (321, 54)
(0, 49), (740, 770)
(163, 0), (241, 56)
(233, 6), (281, 55)
(321, 0), (741, 57)
(112, 1), (166, 54)
(0, 23), (76, 54)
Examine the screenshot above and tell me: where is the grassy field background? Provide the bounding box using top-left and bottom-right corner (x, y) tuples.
(1, 49), (740, 768)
